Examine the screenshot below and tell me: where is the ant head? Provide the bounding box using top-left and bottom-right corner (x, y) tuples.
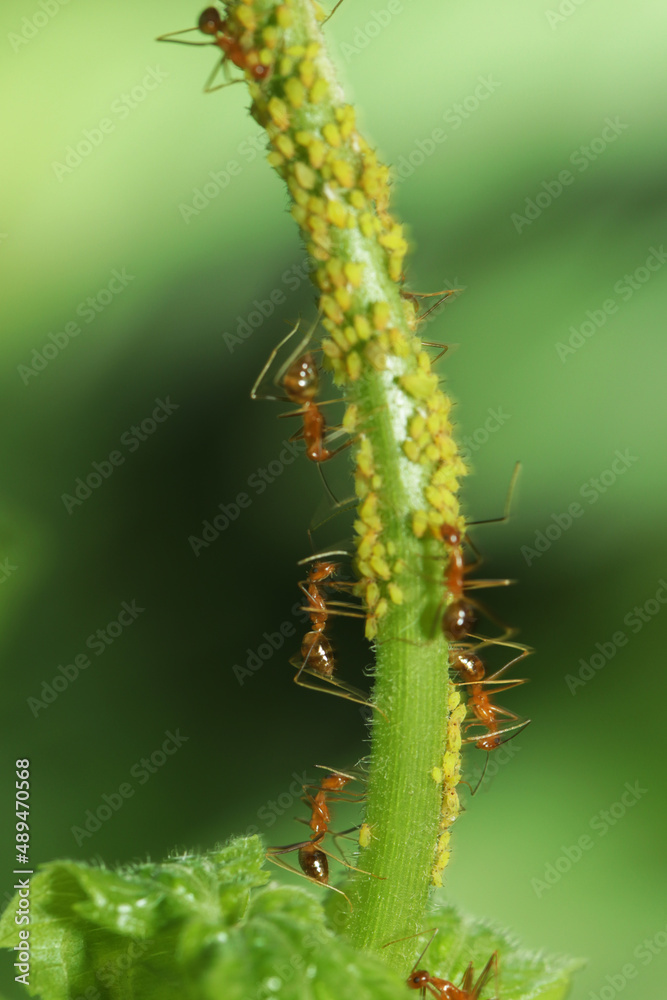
(408, 969), (431, 988)
(250, 61), (271, 80)
(440, 524), (461, 547)
(310, 559), (339, 581)
(198, 7), (223, 35)
(283, 353), (319, 402)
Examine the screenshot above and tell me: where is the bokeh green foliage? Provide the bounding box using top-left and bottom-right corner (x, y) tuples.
(1, 0), (666, 998)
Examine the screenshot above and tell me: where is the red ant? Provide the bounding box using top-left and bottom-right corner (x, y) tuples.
(437, 463), (521, 643)
(291, 551), (381, 712)
(157, 7), (270, 92)
(267, 767), (377, 907)
(385, 929), (499, 1000)
(450, 645), (531, 791)
(251, 322), (352, 465)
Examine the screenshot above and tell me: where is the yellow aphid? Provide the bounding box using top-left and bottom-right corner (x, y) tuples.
(359, 212), (375, 237)
(267, 150), (285, 170)
(294, 160), (317, 191)
(334, 286), (352, 312)
(321, 337), (341, 360)
(267, 96), (289, 131)
(346, 351), (362, 380)
(371, 301), (390, 331)
(389, 252), (404, 283)
(275, 134), (295, 159)
(349, 189), (366, 210)
(403, 441), (421, 463)
(310, 78), (328, 103)
(321, 294), (344, 325)
(370, 554), (392, 580)
(305, 42), (320, 59)
(388, 583), (404, 605)
(336, 104), (356, 138)
(279, 56), (294, 76)
(277, 6), (294, 29)
(343, 262), (364, 287)
(326, 199), (348, 228)
(290, 203), (307, 226)
(400, 370), (439, 400)
(412, 510), (429, 538)
(299, 59), (316, 89)
(331, 159), (355, 187)
(308, 140), (327, 169)
(343, 404), (358, 432)
(262, 25), (279, 48)
(323, 122), (342, 147)
(295, 130), (312, 146)
(432, 766), (443, 784)
(356, 437), (374, 477)
(358, 823), (372, 848)
(365, 580), (380, 608)
(353, 314), (372, 340)
(236, 5), (256, 28)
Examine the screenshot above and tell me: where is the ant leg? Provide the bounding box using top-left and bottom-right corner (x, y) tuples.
(265, 850), (352, 908)
(250, 321), (302, 401)
(156, 27), (212, 44)
(467, 461), (521, 529)
(322, 0), (346, 24)
(470, 951), (499, 1000)
(292, 665), (386, 718)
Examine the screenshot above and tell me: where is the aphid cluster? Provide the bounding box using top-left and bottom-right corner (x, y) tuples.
(160, 3), (531, 995)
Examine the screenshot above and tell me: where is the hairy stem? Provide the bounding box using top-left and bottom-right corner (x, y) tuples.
(227, 0), (467, 973)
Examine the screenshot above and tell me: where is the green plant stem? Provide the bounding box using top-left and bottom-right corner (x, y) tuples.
(237, 0), (464, 975)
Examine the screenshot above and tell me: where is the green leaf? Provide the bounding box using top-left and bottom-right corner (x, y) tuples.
(0, 839), (581, 1000)
(391, 904), (584, 1000)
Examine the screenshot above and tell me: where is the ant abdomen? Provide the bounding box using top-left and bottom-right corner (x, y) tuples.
(299, 845), (328, 883)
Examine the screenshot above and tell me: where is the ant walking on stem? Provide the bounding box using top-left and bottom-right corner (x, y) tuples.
(251, 321), (353, 466)
(157, 7), (271, 92)
(436, 463), (522, 643)
(267, 767), (379, 908)
(384, 929), (499, 1000)
(450, 645), (532, 792)
(290, 550), (383, 713)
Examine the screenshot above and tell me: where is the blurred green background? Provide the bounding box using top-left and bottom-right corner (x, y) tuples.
(1, 0), (666, 997)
